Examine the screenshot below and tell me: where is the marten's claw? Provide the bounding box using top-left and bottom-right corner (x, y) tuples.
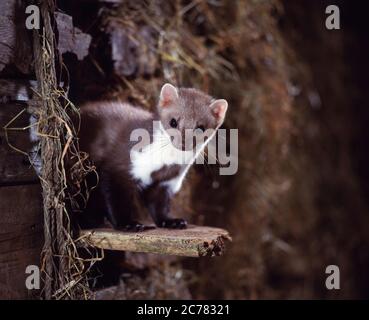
(119, 222), (155, 232)
(160, 218), (187, 229)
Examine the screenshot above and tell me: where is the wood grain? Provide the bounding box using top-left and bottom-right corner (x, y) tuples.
(0, 0), (32, 73)
(0, 184), (43, 299)
(80, 225), (232, 257)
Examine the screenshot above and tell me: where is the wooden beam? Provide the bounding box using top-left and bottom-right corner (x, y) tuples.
(80, 225), (231, 257)
(0, 184), (43, 299)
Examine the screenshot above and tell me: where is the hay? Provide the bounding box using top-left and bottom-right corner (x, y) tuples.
(32, 0), (102, 299)
(101, 0), (237, 105)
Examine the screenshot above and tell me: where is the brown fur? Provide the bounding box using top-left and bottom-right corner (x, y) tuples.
(77, 86), (227, 230)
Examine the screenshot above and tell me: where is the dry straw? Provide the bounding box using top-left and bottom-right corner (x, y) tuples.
(31, 0), (102, 299)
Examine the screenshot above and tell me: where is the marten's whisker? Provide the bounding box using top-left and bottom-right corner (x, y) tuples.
(78, 83), (228, 230)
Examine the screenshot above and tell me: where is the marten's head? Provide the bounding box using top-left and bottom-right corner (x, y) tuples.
(157, 83), (228, 151)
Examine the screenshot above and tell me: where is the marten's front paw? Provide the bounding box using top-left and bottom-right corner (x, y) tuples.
(159, 218), (187, 229)
(118, 222), (155, 232)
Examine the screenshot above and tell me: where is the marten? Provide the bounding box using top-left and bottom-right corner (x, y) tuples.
(78, 83), (228, 231)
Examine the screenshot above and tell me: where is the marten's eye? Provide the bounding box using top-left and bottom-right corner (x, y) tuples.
(196, 125), (205, 132)
(170, 118), (178, 128)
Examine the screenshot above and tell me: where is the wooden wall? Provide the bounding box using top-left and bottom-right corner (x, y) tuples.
(0, 82), (43, 299)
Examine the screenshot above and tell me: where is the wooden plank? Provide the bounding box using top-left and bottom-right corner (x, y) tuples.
(0, 0), (33, 73)
(0, 184), (43, 299)
(0, 102), (38, 184)
(80, 225), (232, 257)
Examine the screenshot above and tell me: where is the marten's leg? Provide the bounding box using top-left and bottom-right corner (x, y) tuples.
(142, 184), (187, 229)
(100, 171), (151, 231)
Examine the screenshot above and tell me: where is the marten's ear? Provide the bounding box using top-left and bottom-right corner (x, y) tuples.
(159, 83), (178, 108)
(210, 99), (228, 123)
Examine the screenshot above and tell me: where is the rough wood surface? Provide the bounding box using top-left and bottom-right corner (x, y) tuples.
(0, 102), (38, 184)
(0, 184), (43, 299)
(0, 0), (32, 73)
(80, 225), (232, 257)
(54, 12), (92, 61)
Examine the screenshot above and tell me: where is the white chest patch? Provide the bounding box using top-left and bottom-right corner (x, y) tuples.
(129, 124), (195, 192)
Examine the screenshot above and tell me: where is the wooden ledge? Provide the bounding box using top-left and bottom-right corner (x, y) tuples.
(80, 225), (232, 257)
